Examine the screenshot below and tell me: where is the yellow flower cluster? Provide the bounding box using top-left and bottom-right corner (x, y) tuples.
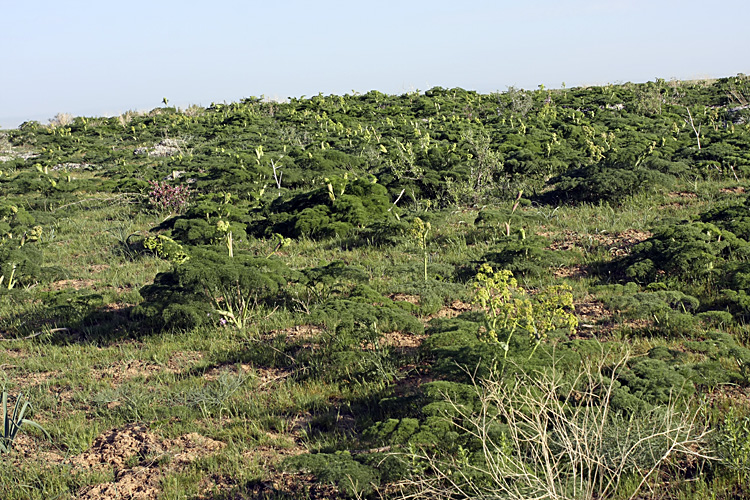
(471, 263), (577, 358)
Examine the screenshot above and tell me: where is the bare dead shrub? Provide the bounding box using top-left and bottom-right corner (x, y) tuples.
(49, 112), (73, 127)
(398, 353), (714, 500)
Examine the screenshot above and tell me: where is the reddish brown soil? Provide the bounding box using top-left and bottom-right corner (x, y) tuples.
(9, 423), (226, 500)
(545, 228), (652, 256)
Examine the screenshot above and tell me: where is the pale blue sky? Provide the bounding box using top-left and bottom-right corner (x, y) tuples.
(2, 0), (748, 128)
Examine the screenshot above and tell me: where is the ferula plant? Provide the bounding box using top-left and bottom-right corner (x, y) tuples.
(410, 217), (431, 281)
(471, 263), (577, 358)
(216, 219), (233, 257)
(143, 234), (190, 264)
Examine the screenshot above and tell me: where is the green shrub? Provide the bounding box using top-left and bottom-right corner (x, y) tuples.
(363, 416), (459, 450)
(302, 260), (369, 289)
(596, 284), (701, 336)
(289, 260), (371, 309)
(0, 228), (62, 290)
(480, 234), (572, 278)
(1, 170), (59, 196)
(684, 331), (750, 380)
(696, 310), (735, 328)
(36, 290), (105, 325)
(134, 248), (296, 331)
(0, 204), (35, 239)
(422, 316), (483, 351)
(612, 357), (694, 408)
(290, 149), (368, 184)
(102, 177), (151, 194)
(282, 452), (379, 497)
(719, 289), (750, 321)
(420, 380), (482, 419)
(549, 163), (670, 204)
(391, 279), (468, 316)
(701, 196), (750, 240)
(354, 219), (410, 247)
(161, 193), (253, 247)
(363, 418), (419, 445)
(619, 222), (750, 285)
(311, 295), (424, 342)
(170, 218), (245, 247)
(257, 176), (396, 240)
(300, 285), (424, 383)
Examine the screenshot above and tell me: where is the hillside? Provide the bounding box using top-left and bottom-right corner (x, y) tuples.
(2, 75), (750, 499)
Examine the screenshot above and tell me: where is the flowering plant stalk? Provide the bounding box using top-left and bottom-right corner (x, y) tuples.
(472, 264), (577, 359)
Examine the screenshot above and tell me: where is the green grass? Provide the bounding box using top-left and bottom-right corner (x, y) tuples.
(3, 81), (750, 498)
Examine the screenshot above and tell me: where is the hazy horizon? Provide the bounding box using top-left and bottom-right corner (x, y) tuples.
(2, 0), (748, 129)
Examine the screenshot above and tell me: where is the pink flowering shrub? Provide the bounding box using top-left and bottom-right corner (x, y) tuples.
(148, 180), (190, 213)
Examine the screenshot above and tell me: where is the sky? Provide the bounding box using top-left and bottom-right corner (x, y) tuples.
(2, 0), (749, 128)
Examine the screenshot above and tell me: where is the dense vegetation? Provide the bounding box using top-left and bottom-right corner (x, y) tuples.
(2, 75), (750, 499)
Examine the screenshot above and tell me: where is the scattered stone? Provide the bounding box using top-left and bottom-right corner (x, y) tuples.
(134, 139), (183, 157)
(0, 151), (39, 162)
(162, 170), (185, 180)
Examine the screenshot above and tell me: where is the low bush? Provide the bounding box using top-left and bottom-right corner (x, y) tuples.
(596, 283), (701, 336)
(701, 195), (750, 240)
(159, 192), (252, 247)
(256, 176), (396, 239)
(548, 162), (671, 204)
(619, 222), (750, 285)
(133, 248), (297, 331)
(390, 279), (468, 316)
(480, 234), (572, 278)
(311, 293), (424, 342)
(282, 451), (379, 497)
(0, 224), (62, 290)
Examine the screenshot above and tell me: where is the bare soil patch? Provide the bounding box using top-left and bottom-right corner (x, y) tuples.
(200, 362), (255, 381)
(274, 324), (325, 342)
(6, 369), (61, 388)
(88, 264), (111, 274)
(389, 293), (421, 305)
(428, 300), (473, 321)
(69, 423), (225, 500)
(100, 359), (170, 384)
(667, 191), (699, 199)
(706, 385), (750, 412)
(167, 350), (204, 372)
(574, 295), (617, 338)
(46, 278), (99, 291)
(379, 331), (426, 350)
(546, 229), (652, 256)
(391, 372), (434, 399)
(553, 264), (589, 279)
(96, 351), (204, 385)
